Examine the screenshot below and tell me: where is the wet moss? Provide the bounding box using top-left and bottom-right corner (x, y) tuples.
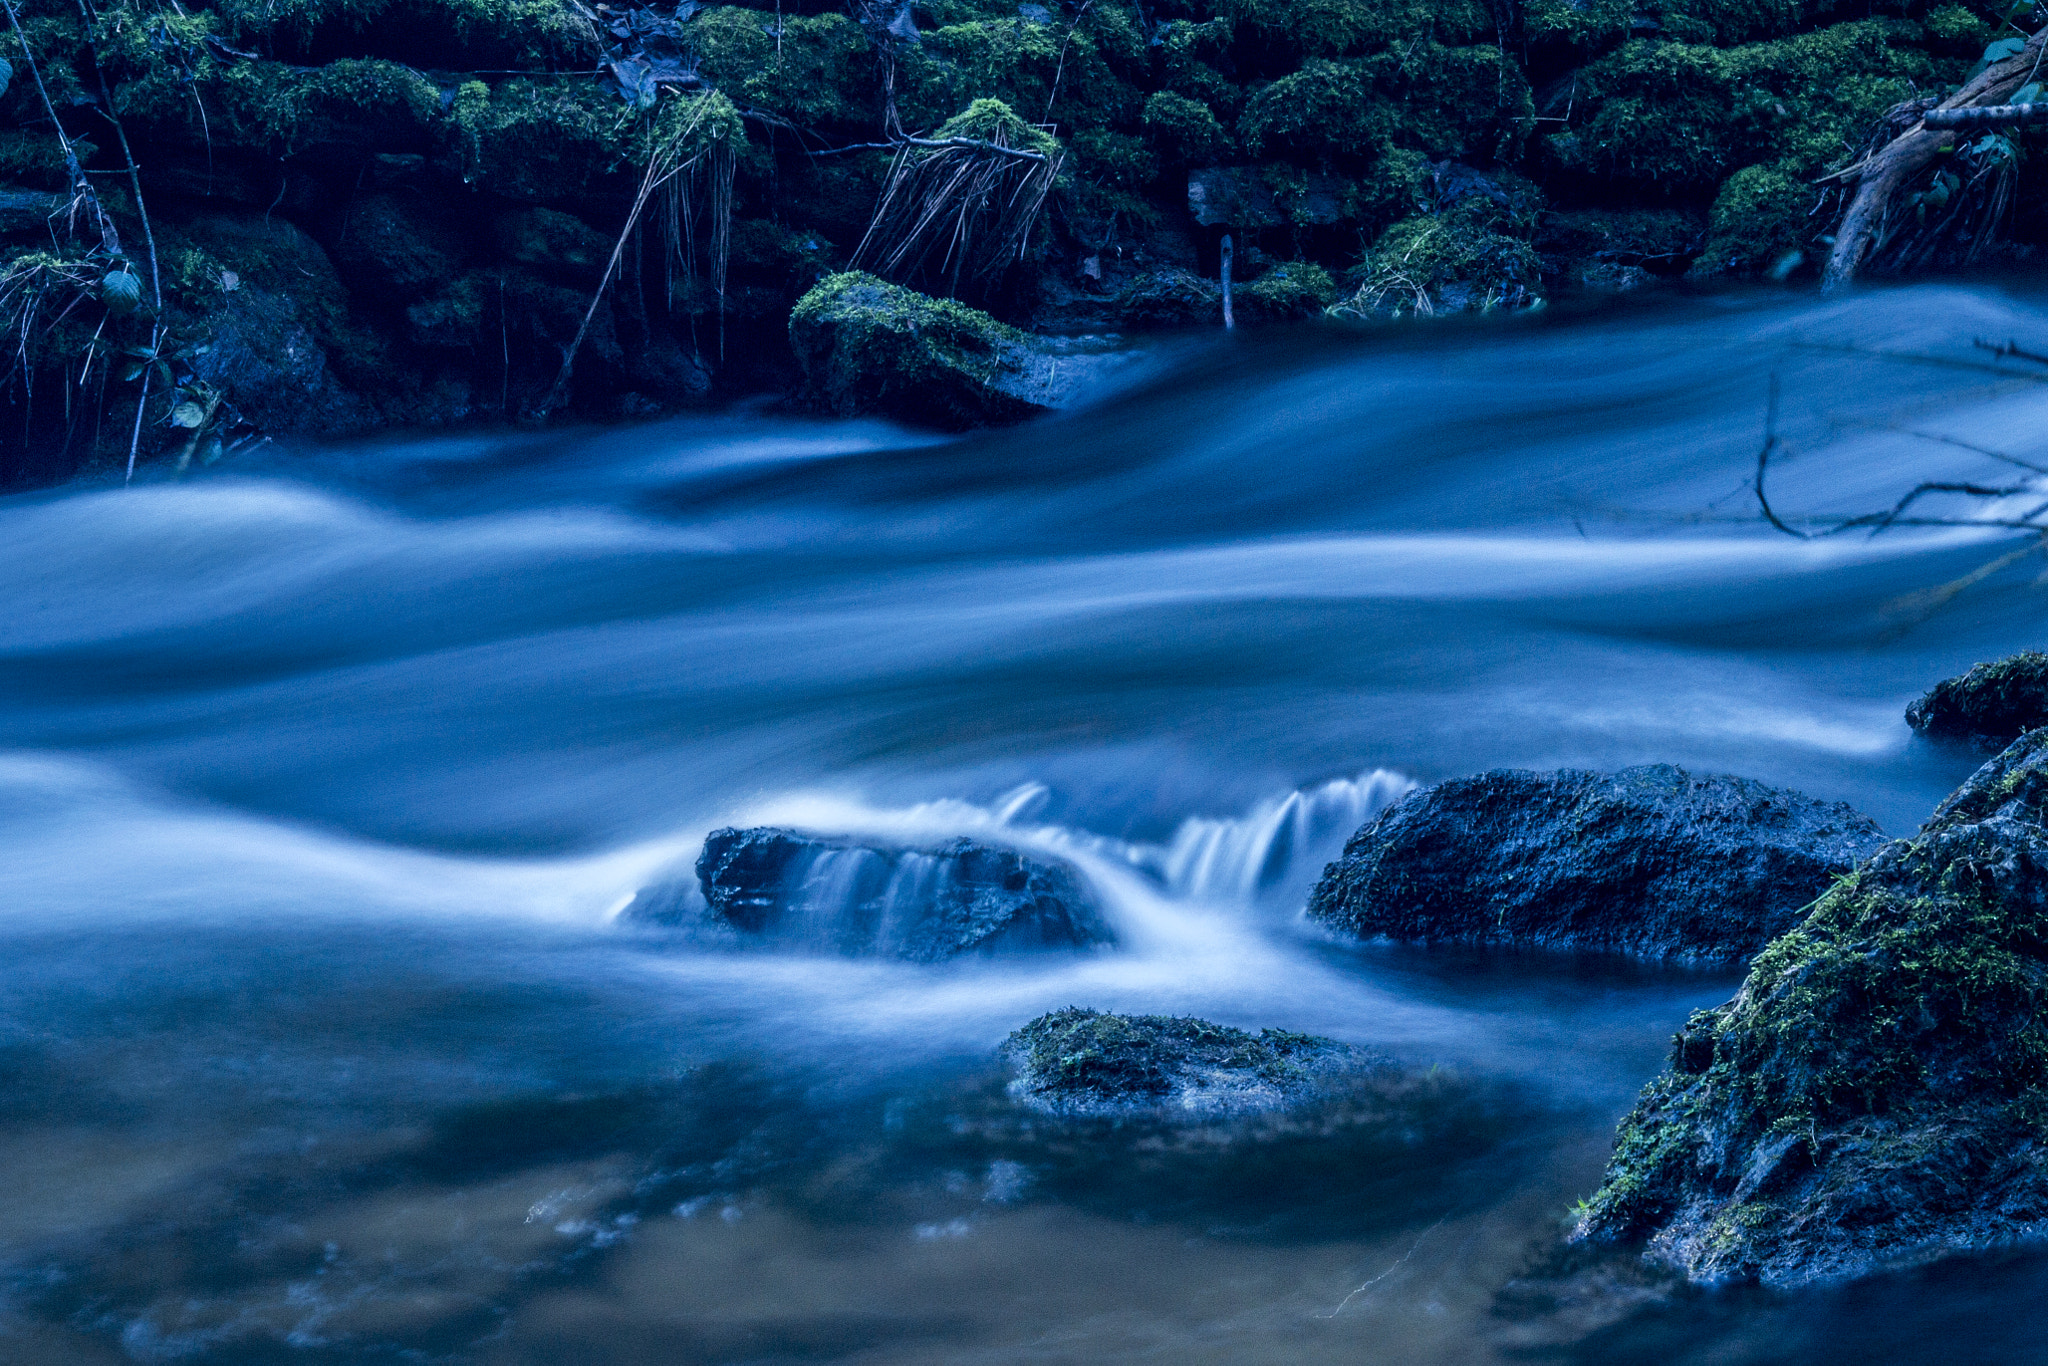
(1005, 1006), (1343, 1106)
(1549, 20), (1946, 189)
(1577, 730), (2048, 1281)
(789, 270), (1047, 427)
(1156, 18), (1240, 116)
(904, 17), (1138, 132)
(1239, 44), (1530, 168)
(689, 8), (878, 129)
(1143, 90), (1231, 163)
(1523, 0), (1632, 60)
(1689, 160), (1814, 277)
(448, 78), (631, 200)
(1331, 197), (1541, 319)
(1908, 653), (2048, 745)
(1219, 0), (1493, 66)
(1237, 259), (1337, 319)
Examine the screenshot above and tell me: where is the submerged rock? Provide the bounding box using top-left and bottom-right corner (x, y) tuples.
(1573, 729), (2048, 1287)
(1003, 1007), (1379, 1116)
(788, 272), (1118, 429)
(1306, 765), (1886, 961)
(1907, 652), (2048, 748)
(629, 827), (1112, 961)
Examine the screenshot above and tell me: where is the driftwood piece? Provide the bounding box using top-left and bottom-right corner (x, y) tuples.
(1822, 27), (2048, 292)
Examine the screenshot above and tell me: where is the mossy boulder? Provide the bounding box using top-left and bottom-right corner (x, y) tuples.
(1004, 1007), (1383, 1115)
(1307, 764), (1886, 961)
(791, 271), (1108, 428)
(1330, 198), (1543, 319)
(1689, 161), (1815, 278)
(1538, 207), (1704, 290)
(1908, 653), (2048, 749)
(1574, 730), (2048, 1286)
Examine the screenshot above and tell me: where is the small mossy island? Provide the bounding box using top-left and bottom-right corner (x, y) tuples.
(1573, 727), (2048, 1286)
(1005, 1006), (1380, 1114)
(2, 0), (2040, 481)
(1908, 651), (2048, 748)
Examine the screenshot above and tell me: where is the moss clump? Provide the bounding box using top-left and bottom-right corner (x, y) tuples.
(1004, 1006), (1361, 1111)
(1332, 198), (1541, 319)
(1907, 653), (2048, 747)
(448, 78), (631, 200)
(1144, 91), (1230, 164)
(789, 270), (1048, 428)
(1219, 0), (1493, 65)
(689, 8), (878, 130)
(1523, 0), (1632, 59)
(1575, 728), (2048, 1285)
(1549, 20), (1944, 191)
(1240, 45), (1531, 168)
(1237, 260), (1338, 320)
(1689, 161), (1814, 278)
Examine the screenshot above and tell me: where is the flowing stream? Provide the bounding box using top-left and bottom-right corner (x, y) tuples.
(7, 285), (2048, 1363)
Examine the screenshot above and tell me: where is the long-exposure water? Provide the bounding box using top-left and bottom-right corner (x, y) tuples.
(6, 284), (2048, 1363)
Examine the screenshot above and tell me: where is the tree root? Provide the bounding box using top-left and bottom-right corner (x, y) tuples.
(1821, 26), (2048, 292)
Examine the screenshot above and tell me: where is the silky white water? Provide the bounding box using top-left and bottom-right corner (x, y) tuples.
(5, 285), (2048, 1363)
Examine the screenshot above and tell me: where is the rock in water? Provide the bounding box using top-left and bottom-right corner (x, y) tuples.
(789, 272), (1118, 430)
(1907, 652), (2048, 748)
(629, 827), (1113, 962)
(1004, 1007), (1379, 1116)
(1573, 730), (2048, 1286)
(1306, 765), (1885, 961)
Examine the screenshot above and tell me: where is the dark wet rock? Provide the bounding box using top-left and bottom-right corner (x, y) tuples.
(1003, 1007), (1381, 1116)
(1306, 764), (1886, 962)
(628, 827), (1113, 961)
(789, 272), (1121, 429)
(1907, 652), (2048, 749)
(331, 193), (470, 297)
(1573, 729), (2048, 1287)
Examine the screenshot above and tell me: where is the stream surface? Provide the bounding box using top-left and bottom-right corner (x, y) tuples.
(6, 284), (2048, 1363)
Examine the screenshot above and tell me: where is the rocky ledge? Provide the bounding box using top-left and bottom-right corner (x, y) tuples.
(1907, 652), (2048, 749)
(1306, 764), (1885, 962)
(1003, 1006), (1380, 1116)
(1571, 729), (2048, 1287)
(627, 826), (1113, 962)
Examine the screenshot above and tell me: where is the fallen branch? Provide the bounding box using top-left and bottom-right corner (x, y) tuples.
(1924, 102), (2048, 128)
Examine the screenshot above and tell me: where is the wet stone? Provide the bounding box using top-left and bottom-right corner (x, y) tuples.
(627, 826), (1114, 962)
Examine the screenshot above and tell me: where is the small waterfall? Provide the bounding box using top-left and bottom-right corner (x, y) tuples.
(1154, 770), (1413, 903)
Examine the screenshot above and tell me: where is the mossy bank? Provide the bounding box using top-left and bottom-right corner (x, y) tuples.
(2, 0), (2032, 483)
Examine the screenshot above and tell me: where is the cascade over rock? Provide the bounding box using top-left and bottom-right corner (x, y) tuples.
(1306, 765), (1886, 961)
(629, 826), (1113, 961)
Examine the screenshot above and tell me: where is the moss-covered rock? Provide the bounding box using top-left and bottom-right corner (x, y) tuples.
(1908, 653), (2048, 748)
(1573, 729), (2048, 1286)
(1689, 160), (1814, 278)
(1331, 198), (1542, 319)
(1236, 259), (1338, 320)
(791, 271), (1092, 427)
(1538, 206), (1704, 288)
(1004, 1007), (1383, 1115)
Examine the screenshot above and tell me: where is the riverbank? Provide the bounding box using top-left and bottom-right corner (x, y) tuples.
(3, 0), (2035, 484)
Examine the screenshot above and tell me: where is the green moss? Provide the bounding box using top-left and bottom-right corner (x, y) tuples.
(1157, 18), (1240, 115)
(1523, 0), (1632, 57)
(1005, 1006), (1340, 1102)
(1237, 260), (1338, 320)
(1219, 0), (1493, 65)
(449, 78), (632, 200)
(1690, 161), (1814, 277)
(689, 8), (878, 129)
(1331, 199), (1541, 319)
(789, 270), (1046, 427)
(1581, 731), (2048, 1258)
(904, 18), (1138, 132)
(1240, 44), (1530, 167)
(1144, 90), (1230, 164)
(0, 127), (83, 191)
(1550, 21), (1947, 189)
(1924, 2), (1993, 56)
